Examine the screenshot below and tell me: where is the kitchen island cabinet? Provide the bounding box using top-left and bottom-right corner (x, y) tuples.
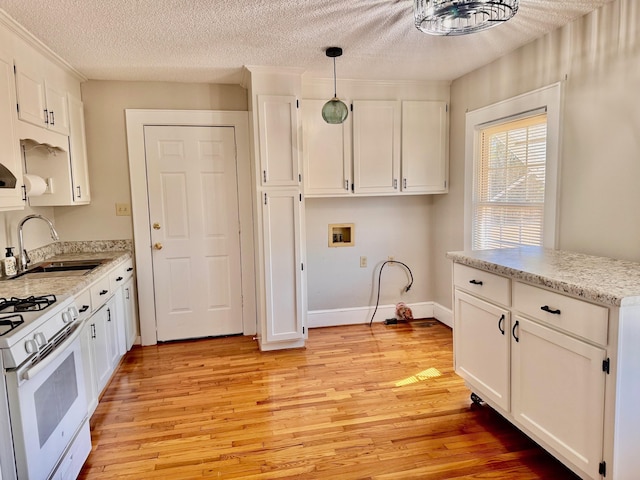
(448, 247), (640, 480)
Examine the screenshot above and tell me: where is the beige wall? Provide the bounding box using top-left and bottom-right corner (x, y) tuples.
(433, 0), (640, 309)
(54, 80), (248, 241)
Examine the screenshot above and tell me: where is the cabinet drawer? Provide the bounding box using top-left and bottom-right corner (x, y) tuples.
(90, 276), (111, 311)
(453, 263), (511, 307)
(513, 282), (608, 346)
(109, 258), (134, 291)
(75, 288), (92, 320)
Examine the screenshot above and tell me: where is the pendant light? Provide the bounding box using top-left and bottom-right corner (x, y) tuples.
(414, 0), (519, 36)
(322, 47), (348, 124)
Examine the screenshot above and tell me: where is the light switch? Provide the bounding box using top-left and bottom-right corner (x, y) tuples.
(116, 203), (131, 216)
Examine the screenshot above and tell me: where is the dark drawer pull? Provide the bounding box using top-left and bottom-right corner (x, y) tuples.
(99, 289), (108, 295)
(498, 314), (505, 335)
(541, 305), (561, 315)
(116, 276), (123, 282)
(79, 305), (89, 313)
(512, 320), (519, 342)
(126, 267), (133, 272)
(469, 279), (483, 286)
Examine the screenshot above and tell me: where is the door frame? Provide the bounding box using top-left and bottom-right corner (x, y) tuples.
(125, 110), (256, 345)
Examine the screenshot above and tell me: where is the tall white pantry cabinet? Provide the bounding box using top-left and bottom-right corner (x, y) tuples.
(246, 69), (307, 351)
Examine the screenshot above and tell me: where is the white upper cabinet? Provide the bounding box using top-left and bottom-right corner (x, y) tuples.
(353, 100), (401, 195)
(22, 95), (90, 207)
(67, 93), (91, 204)
(257, 95), (300, 187)
(15, 63), (70, 135)
(0, 48), (25, 211)
(302, 99), (351, 196)
(302, 98), (448, 197)
(401, 101), (448, 194)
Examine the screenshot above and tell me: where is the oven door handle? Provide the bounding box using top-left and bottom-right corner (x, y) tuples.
(21, 323), (82, 382)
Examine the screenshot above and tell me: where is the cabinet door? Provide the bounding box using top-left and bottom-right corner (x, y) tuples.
(67, 94), (91, 203)
(352, 100), (401, 195)
(262, 189), (304, 342)
(123, 277), (138, 351)
(80, 319), (99, 415)
(0, 49), (25, 211)
(511, 316), (606, 479)
(44, 81), (70, 135)
(302, 99), (351, 196)
(401, 101), (448, 194)
(15, 64), (47, 128)
(454, 289), (510, 411)
(91, 304), (112, 393)
(257, 95), (300, 187)
(104, 298), (120, 370)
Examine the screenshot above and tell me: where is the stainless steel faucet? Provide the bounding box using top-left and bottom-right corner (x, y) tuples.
(17, 214), (59, 272)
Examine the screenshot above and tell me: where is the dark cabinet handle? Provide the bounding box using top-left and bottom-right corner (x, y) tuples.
(91, 323), (96, 338)
(116, 276), (123, 282)
(126, 267), (133, 272)
(99, 289), (108, 295)
(512, 320), (519, 342)
(44, 109), (49, 124)
(469, 279), (483, 285)
(79, 305), (89, 313)
(498, 314), (505, 335)
(541, 305), (561, 315)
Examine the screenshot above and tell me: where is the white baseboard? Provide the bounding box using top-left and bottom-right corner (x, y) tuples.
(308, 302), (450, 329)
(433, 303), (453, 328)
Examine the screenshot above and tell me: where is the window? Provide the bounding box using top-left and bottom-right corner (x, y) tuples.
(464, 84), (562, 251)
(473, 114), (547, 249)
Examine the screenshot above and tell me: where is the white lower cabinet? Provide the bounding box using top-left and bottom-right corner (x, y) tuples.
(122, 277), (138, 351)
(454, 290), (510, 411)
(78, 259), (137, 415)
(260, 189), (305, 346)
(511, 316), (606, 479)
(91, 298), (118, 394)
(453, 264), (609, 480)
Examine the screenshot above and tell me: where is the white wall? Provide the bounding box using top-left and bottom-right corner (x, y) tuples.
(306, 196), (433, 310)
(433, 0), (640, 309)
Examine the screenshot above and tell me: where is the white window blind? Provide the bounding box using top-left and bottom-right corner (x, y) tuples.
(472, 113), (548, 250)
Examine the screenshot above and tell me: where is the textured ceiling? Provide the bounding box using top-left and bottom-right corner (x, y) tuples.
(0, 0), (615, 84)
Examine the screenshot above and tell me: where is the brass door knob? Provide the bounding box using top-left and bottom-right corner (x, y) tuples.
(153, 223), (161, 230)
(153, 242), (163, 250)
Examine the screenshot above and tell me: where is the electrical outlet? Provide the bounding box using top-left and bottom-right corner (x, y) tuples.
(115, 203), (131, 216)
(360, 256), (367, 268)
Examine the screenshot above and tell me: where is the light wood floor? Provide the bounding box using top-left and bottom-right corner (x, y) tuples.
(79, 320), (579, 479)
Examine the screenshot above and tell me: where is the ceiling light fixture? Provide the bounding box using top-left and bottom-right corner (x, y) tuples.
(414, 0), (519, 36)
(321, 47), (348, 124)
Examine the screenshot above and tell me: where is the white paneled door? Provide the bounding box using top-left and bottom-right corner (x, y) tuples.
(144, 125), (243, 341)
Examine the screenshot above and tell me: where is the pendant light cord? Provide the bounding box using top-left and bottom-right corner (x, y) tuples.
(332, 57), (337, 98)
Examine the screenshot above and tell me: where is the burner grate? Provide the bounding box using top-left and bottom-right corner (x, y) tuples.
(0, 314), (24, 336)
(0, 294), (57, 313)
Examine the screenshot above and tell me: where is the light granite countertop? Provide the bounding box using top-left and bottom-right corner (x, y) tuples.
(447, 246), (640, 307)
(0, 241), (132, 300)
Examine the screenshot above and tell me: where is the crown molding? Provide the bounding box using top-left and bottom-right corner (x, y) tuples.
(0, 9), (87, 82)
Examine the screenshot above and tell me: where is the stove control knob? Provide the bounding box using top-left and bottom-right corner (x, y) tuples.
(25, 339), (38, 354)
(68, 306), (79, 319)
(62, 311), (73, 323)
(34, 332), (47, 347)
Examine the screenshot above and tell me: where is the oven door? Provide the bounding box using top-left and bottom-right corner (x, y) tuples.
(5, 324), (89, 480)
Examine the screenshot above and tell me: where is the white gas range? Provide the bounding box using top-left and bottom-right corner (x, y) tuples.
(0, 293), (91, 480)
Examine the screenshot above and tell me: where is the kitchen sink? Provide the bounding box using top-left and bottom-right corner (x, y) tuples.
(5, 259), (110, 280)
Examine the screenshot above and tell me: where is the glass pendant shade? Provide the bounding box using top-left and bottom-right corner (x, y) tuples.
(414, 0), (519, 36)
(323, 47), (348, 124)
(322, 97), (349, 124)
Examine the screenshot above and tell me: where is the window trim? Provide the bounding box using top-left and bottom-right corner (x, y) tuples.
(464, 83), (563, 251)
